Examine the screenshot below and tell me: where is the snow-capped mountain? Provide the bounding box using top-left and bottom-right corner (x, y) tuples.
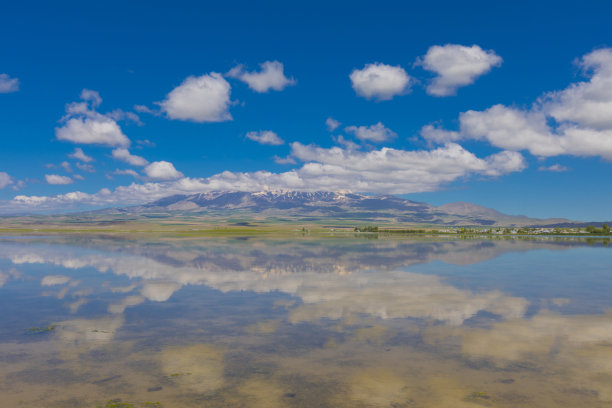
(113, 191), (572, 226)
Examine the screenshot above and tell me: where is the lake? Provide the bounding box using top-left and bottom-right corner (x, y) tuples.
(0, 234), (611, 407)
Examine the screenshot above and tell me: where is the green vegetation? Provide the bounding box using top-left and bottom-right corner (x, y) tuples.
(26, 325), (56, 334)
(354, 226), (379, 232)
(0, 214), (609, 238)
(96, 400), (161, 408)
(381, 229), (427, 234)
(168, 372), (191, 378)
(586, 224), (611, 235)
(97, 400), (134, 408)
(463, 391), (492, 406)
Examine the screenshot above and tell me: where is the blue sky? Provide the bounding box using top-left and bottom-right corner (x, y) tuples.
(1, 0), (611, 220)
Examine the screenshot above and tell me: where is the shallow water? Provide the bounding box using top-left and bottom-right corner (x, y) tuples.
(0, 235), (611, 407)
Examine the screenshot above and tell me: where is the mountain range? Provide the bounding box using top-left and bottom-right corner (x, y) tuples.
(99, 190), (578, 227)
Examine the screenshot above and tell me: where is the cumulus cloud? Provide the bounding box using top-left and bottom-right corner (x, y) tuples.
(112, 169), (140, 178)
(421, 48), (612, 160)
(350, 63), (412, 101)
(159, 73), (232, 122)
(55, 89), (130, 147)
(80, 89), (102, 106)
(326, 117), (341, 132)
(0, 172), (13, 189)
(60, 161), (73, 173)
(45, 174), (73, 185)
(245, 130), (284, 145)
(107, 109), (142, 125)
(458, 105), (562, 155)
(417, 44), (502, 96)
(420, 124), (461, 144)
(333, 135), (360, 150)
(539, 164), (569, 172)
(144, 161), (183, 180)
(273, 155), (297, 165)
(11, 180), (25, 191)
(76, 162), (95, 173)
(68, 147), (94, 163)
(111, 148), (148, 166)
(134, 104), (155, 114)
(0, 73), (19, 93)
(41, 275), (71, 286)
(290, 142), (525, 186)
(345, 122), (397, 142)
(544, 49), (612, 130)
(136, 139), (156, 148)
(227, 60), (296, 92)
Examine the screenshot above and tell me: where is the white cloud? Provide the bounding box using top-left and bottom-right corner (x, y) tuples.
(288, 142), (525, 190)
(45, 174), (74, 185)
(273, 155), (297, 165)
(350, 63), (412, 101)
(68, 147), (94, 163)
(417, 44), (502, 96)
(136, 139), (156, 148)
(0, 73), (19, 93)
(112, 148), (148, 166)
(326, 117), (341, 132)
(55, 89), (130, 147)
(159, 73), (232, 122)
(333, 135), (360, 150)
(421, 48), (612, 160)
(80, 89), (102, 107)
(11, 180), (26, 191)
(543, 48), (612, 130)
(0, 172), (13, 189)
(56, 118), (128, 146)
(41, 275), (71, 286)
(144, 161), (183, 180)
(134, 104), (155, 114)
(60, 161), (73, 173)
(76, 163), (96, 173)
(107, 109), (143, 125)
(73, 174), (85, 180)
(112, 169), (140, 178)
(345, 122), (397, 142)
(458, 105), (563, 156)
(227, 60), (296, 92)
(539, 164), (569, 172)
(245, 130), (284, 145)
(420, 124), (461, 144)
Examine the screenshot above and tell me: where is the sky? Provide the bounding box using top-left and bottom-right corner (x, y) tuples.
(1, 0), (611, 220)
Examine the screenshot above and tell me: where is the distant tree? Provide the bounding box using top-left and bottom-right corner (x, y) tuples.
(354, 226), (378, 232)
(603, 224), (610, 234)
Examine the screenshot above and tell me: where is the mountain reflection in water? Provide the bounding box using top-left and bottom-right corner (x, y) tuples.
(0, 235), (610, 407)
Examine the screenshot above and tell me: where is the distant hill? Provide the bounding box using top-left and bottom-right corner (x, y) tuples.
(98, 191), (575, 227)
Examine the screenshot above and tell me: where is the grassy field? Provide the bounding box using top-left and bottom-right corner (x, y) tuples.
(0, 213), (606, 239)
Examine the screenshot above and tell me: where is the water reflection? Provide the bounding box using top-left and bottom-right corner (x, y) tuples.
(0, 235), (610, 407)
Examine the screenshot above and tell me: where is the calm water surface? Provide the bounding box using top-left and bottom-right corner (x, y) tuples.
(0, 235), (611, 407)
